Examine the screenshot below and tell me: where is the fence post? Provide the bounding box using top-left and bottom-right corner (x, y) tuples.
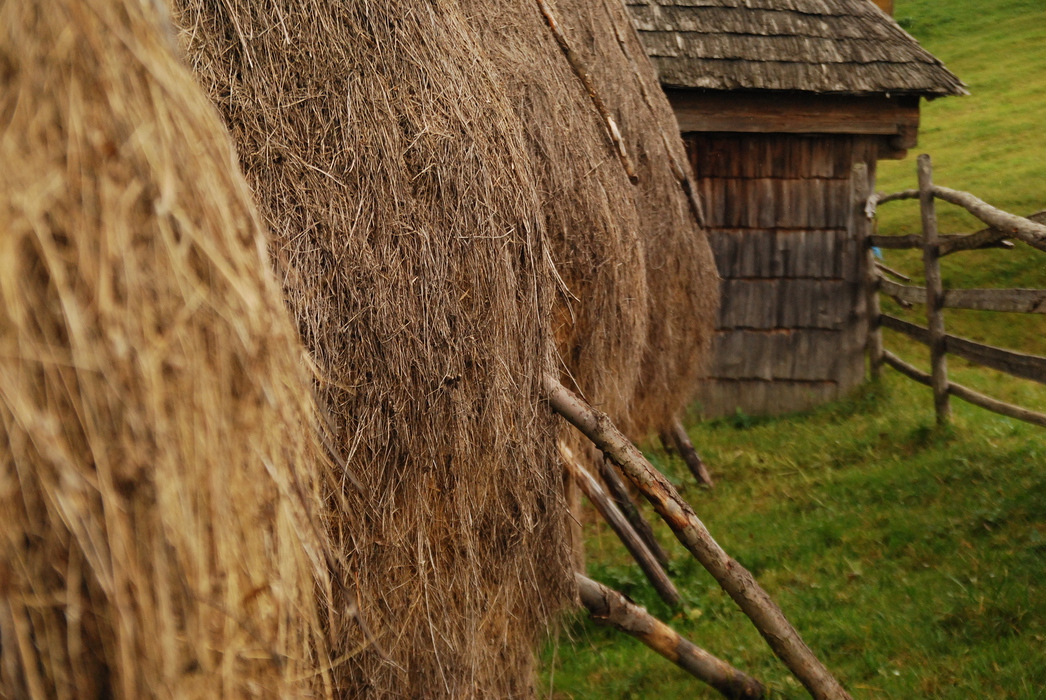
(918, 154), (951, 425)
(854, 163), (883, 379)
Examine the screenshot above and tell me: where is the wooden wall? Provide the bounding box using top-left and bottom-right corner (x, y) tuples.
(685, 132), (878, 417)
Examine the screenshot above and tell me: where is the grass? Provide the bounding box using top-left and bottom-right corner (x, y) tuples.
(544, 375), (1046, 699)
(543, 1), (1046, 697)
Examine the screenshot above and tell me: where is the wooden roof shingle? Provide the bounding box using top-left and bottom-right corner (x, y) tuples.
(626, 0), (966, 95)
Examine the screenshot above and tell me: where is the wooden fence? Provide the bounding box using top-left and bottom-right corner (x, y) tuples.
(854, 154), (1046, 427)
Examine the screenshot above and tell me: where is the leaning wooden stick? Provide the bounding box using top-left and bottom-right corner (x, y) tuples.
(577, 574), (765, 699)
(545, 375), (852, 700)
(534, 0), (638, 184)
(560, 443), (681, 606)
(599, 456), (670, 567)
(663, 417), (714, 488)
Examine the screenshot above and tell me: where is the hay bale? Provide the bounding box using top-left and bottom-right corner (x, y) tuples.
(0, 1), (336, 697)
(175, 0), (576, 695)
(173, 0), (717, 694)
(521, 0), (721, 438)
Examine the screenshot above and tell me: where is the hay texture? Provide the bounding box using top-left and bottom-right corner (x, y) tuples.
(174, 0), (717, 694)
(0, 1), (336, 698)
(531, 0), (720, 437)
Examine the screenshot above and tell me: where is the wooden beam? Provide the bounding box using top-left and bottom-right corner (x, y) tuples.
(939, 209), (1045, 256)
(882, 352), (1046, 428)
(879, 314), (1046, 384)
(919, 155), (950, 425)
(577, 574), (766, 699)
(882, 349), (932, 387)
(666, 91), (919, 141)
(865, 189), (918, 218)
(869, 234), (922, 250)
(932, 187), (1046, 252)
(947, 383), (1046, 428)
(545, 376), (854, 700)
(599, 457), (671, 567)
(870, 233), (1016, 253)
(662, 418), (714, 488)
(560, 443), (681, 607)
(854, 162), (882, 378)
(879, 277), (1046, 314)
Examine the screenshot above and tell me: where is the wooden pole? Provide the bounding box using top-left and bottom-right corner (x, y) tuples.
(534, 0), (638, 184)
(854, 163), (883, 379)
(560, 443), (681, 607)
(545, 376), (853, 700)
(576, 574), (766, 699)
(918, 154), (950, 425)
(662, 418), (714, 488)
(598, 456), (671, 567)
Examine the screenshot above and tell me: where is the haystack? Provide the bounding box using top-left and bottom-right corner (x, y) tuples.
(0, 1), (337, 697)
(518, 0), (720, 439)
(174, 0), (717, 694)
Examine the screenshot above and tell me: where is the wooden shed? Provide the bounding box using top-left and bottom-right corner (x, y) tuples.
(626, 0), (965, 417)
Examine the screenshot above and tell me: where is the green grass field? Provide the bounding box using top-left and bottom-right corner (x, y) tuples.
(543, 1), (1046, 697)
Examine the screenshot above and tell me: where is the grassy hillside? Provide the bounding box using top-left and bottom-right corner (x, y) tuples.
(544, 1), (1046, 697)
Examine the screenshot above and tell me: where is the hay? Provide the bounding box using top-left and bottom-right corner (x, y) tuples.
(174, 0), (576, 695)
(545, 0), (720, 437)
(173, 0), (717, 694)
(0, 1), (337, 697)
(481, 0), (719, 437)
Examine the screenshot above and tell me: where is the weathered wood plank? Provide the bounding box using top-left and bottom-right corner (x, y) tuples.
(668, 91), (920, 141)
(707, 229), (853, 278)
(879, 313), (930, 343)
(879, 314), (1046, 384)
(717, 279), (857, 330)
(868, 234), (922, 249)
(685, 133), (856, 179)
(711, 329), (853, 381)
(945, 288), (1046, 313)
(947, 334), (1046, 385)
(698, 379), (841, 418)
(879, 277), (1046, 313)
(700, 179), (852, 229)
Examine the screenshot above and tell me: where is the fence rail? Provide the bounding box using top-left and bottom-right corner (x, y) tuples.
(859, 154), (1046, 427)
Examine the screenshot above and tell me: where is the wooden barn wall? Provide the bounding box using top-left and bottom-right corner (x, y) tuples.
(686, 132), (877, 417)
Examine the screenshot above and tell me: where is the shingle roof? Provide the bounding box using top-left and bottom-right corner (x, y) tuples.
(626, 0), (967, 96)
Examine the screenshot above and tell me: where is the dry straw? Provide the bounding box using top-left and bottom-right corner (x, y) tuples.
(174, 0), (717, 694)
(0, 1), (339, 697)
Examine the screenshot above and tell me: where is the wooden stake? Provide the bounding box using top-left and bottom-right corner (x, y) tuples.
(854, 163), (883, 379)
(545, 375), (853, 700)
(598, 456), (670, 567)
(662, 418), (714, 488)
(577, 574), (765, 699)
(560, 443), (681, 607)
(918, 155), (950, 425)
